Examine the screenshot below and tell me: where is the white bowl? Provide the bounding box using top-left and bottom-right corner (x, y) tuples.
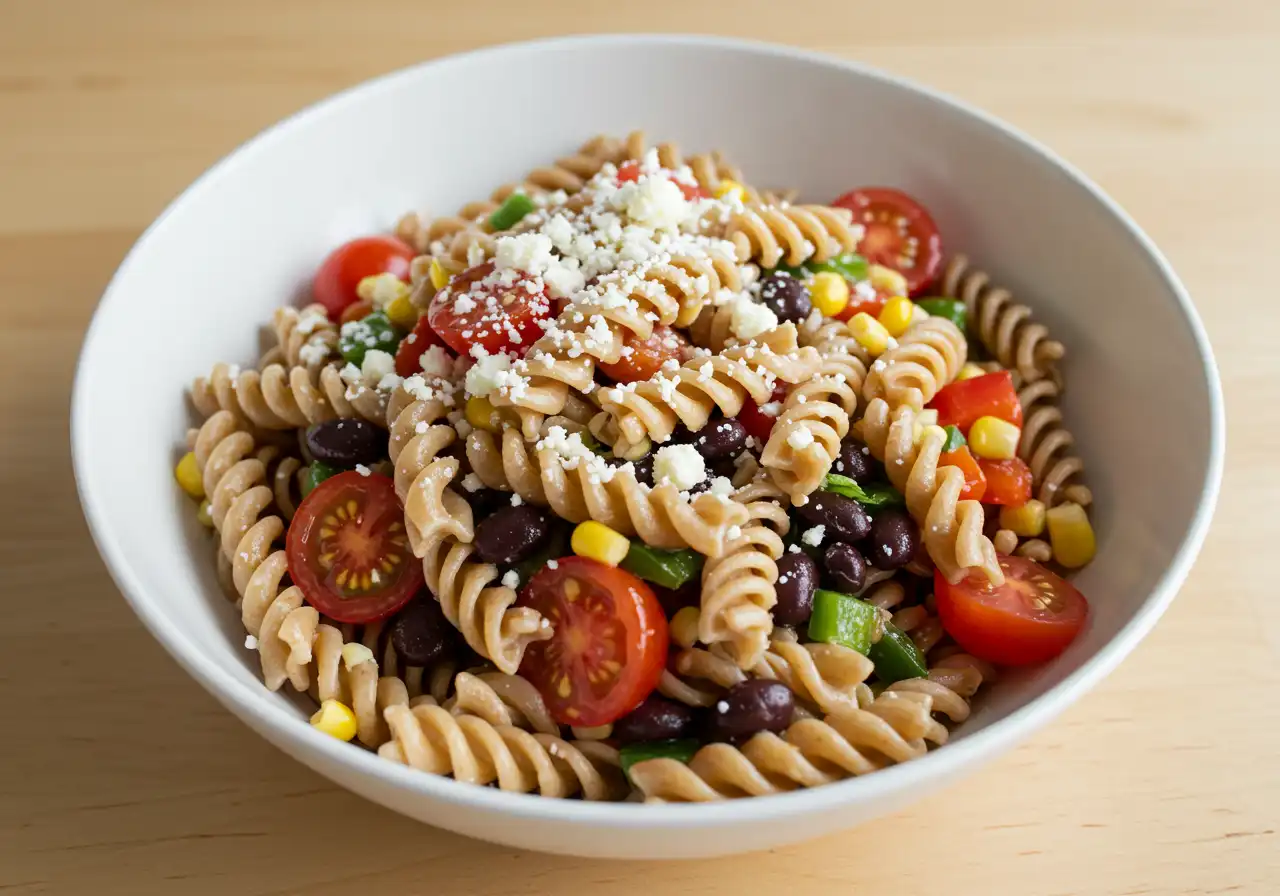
(72, 35), (1223, 858)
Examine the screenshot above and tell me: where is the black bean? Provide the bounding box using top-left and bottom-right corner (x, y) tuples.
(653, 581), (700, 618)
(794, 492), (871, 543)
(865, 509), (919, 570)
(692, 417), (747, 461)
(759, 273), (812, 324)
(467, 487), (510, 518)
(834, 437), (875, 482)
(474, 504), (551, 564)
(613, 695), (700, 743)
(773, 552), (818, 626)
(304, 419), (385, 468)
(626, 454), (655, 487)
(708, 680), (795, 743)
(390, 597), (456, 666)
(823, 542), (867, 594)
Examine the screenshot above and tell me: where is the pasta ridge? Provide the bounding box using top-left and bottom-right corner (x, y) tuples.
(862, 316), (968, 409)
(192, 359), (388, 431)
(726, 203), (863, 269)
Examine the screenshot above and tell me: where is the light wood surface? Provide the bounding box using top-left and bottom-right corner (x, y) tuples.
(2, 1), (1276, 892)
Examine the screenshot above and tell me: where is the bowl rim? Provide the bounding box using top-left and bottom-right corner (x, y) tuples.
(72, 32), (1224, 828)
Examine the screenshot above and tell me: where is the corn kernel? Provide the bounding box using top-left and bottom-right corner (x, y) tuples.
(968, 416), (1021, 460)
(670, 606), (701, 648)
(849, 312), (891, 355)
(571, 521), (631, 567)
(1046, 502), (1096, 568)
(878, 296), (914, 337)
(175, 451), (204, 499)
(196, 500), (214, 528)
(713, 179), (746, 202)
(810, 271), (850, 316)
(385, 293), (417, 329)
(356, 272), (410, 306)
(465, 395), (501, 433)
(310, 699), (358, 742)
(1000, 499), (1047, 537)
(428, 258), (450, 291)
(956, 363), (987, 382)
(868, 264), (908, 297)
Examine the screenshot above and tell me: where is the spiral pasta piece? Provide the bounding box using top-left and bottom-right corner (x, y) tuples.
(598, 324), (821, 453)
(1016, 377), (1093, 507)
(725, 203), (862, 269)
(940, 254), (1065, 386)
(266, 304), (340, 371)
(192, 360), (389, 431)
(464, 426), (748, 556)
(857, 398), (1003, 585)
(629, 687), (964, 802)
(387, 393), (550, 674)
(862, 316), (967, 409)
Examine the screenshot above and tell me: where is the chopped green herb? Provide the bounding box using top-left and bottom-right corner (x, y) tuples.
(941, 425), (967, 453)
(338, 310), (404, 367)
(302, 461), (339, 497)
(822, 474), (904, 508)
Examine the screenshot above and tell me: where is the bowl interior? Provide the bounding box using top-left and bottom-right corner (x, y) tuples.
(73, 35), (1219, 844)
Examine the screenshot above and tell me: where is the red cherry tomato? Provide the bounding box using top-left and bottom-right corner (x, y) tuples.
(934, 555), (1089, 666)
(427, 261), (553, 357)
(312, 235), (415, 318)
(616, 160), (708, 201)
(598, 325), (688, 384)
(939, 445), (987, 502)
(517, 557), (668, 727)
(832, 187), (943, 296)
(394, 314), (449, 377)
(978, 457), (1034, 506)
(929, 371), (1023, 433)
(286, 472), (422, 624)
(737, 384), (788, 443)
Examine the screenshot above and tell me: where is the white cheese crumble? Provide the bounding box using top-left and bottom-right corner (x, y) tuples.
(244, 634), (258, 650)
(460, 473), (483, 493)
(464, 349), (515, 397)
(297, 340), (330, 367)
(653, 444), (706, 491)
(786, 427), (815, 451)
(355, 464), (371, 477)
(621, 176), (689, 230)
(730, 298), (778, 341)
(501, 570), (521, 589)
(547, 559), (559, 570)
(707, 476), (735, 498)
(361, 349), (395, 386)
(417, 345), (453, 378)
(801, 525), (826, 546)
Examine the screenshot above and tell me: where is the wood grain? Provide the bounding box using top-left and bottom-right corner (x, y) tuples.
(2, 1), (1276, 892)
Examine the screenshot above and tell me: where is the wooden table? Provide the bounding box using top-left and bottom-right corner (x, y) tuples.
(3, 1), (1276, 892)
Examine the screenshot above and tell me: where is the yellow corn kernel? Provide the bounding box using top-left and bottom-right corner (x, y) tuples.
(309, 699), (358, 742)
(670, 606), (701, 648)
(175, 451), (204, 499)
(868, 264), (908, 297)
(956, 363), (987, 382)
(713, 179), (745, 202)
(849, 312), (891, 355)
(385, 293), (417, 329)
(1000, 499), (1046, 537)
(878, 296), (914, 337)
(1046, 502), (1096, 568)
(465, 395), (500, 433)
(428, 258), (450, 291)
(968, 416), (1021, 460)
(912, 409), (939, 445)
(196, 500), (214, 528)
(810, 271), (850, 316)
(571, 521), (631, 567)
(356, 272), (410, 306)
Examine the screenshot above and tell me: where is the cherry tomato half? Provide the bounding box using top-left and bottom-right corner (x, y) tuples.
(394, 314), (449, 378)
(978, 456), (1033, 507)
(285, 471), (422, 624)
(832, 187), (943, 296)
(616, 160), (708, 201)
(935, 555), (1088, 666)
(939, 445), (987, 502)
(427, 261), (553, 358)
(835, 292), (887, 322)
(929, 371), (1023, 433)
(737, 384), (788, 443)
(312, 235), (415, 318)
(598, 325), (688, 384)
(517, 557), (668, 727)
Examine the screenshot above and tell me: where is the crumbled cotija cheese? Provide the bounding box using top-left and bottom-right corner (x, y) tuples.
(653, 444), (706, 491)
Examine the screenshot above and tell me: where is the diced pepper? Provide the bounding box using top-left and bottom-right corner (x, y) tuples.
(980, 457), (1034, 506)
(915, 297), (968, 332)
(868, 622), (928, 682)
(939, 444), (987, 502)
(929, 371), (1023, 432)
(488, 192), (536, 231)
(1046, 502), (1096, 568)
(620, 542), (703, 590)
(808, 589), (879, 655)
(302, 461), (339, 497)
(620, 739), (701, 778)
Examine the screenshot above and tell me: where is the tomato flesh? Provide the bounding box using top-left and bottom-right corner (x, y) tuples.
(427, 261), (553, 357)
(978, 457), (1033, 506)
(517, 557), (668, 726)
(394, 314), (450, 377)
(737, 384), (788, 443)
(935, 555), (1088, 666)
(598, 325), (688, 384)
(939, 445), (987, 502)
(832, 187), (943, 296)
(616, 160), (708, 201)
(286, 472), (422, 624)
(929, 371), (1023, 433)
(313, 235), (415, 318)
(835, 293), (887, 322)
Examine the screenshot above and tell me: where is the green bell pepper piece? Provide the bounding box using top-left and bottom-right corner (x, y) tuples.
(619, 739), (701, 778)
(869, 622), (929, 682)
(338, 309), (404, 368)
(777, 252), (869, 284)
(807, 589), (879, 655)
(620, 542), (703, 590)
(915, 298), (968, 333)
(488, 192), (536, 231)
(302, 461), (339, 497)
